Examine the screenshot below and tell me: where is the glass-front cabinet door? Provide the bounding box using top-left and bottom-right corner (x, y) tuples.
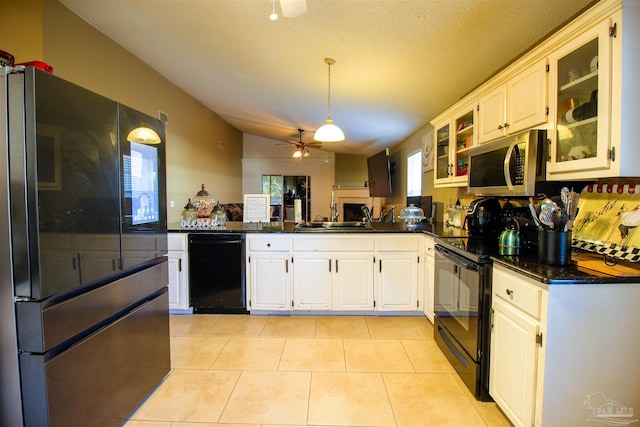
(453, 109), (473, 180)
(547, 18), (612, 176)
(434, 106), (475, 187)
(435, 122), (451, 184)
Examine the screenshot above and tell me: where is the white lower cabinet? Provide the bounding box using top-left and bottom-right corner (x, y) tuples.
(333, 252), (374, 310)
(375, 235), (421, 311)
(490, 297), (540, 427)
(490, 263), (640, 427)
(248, 251), (292, 311)
(490, 264), (546, 427)
(375, 253), (419, 311)
(248, 233), (422, 313)
(423, 235), (435, 321)
(247, 235), (293, 311)
(293, 252), (333, 310)
(292, 235), (375, 311)
(168, 233), (189, 311)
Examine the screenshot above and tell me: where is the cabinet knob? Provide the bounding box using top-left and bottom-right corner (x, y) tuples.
(498, 124), (503, 130)
(504, 122), (510, 128)
(506, 289), (513, 296)
(267, 243), (271, 247)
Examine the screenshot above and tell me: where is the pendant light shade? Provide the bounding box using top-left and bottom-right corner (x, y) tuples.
(127, 126), (161, 144)
(314, 58), (345, 142)
(314, 119), (345, 142)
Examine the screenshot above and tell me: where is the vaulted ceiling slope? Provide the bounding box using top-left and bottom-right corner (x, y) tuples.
(60, 0), (594, 155)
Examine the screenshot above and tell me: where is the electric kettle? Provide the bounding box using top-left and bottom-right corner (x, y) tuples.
(499, 217), (521, 256)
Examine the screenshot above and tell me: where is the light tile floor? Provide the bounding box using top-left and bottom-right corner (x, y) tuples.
(126, 314), (513, 427)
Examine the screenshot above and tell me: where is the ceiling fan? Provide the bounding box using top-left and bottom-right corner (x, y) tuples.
(278, 129), (322, 158)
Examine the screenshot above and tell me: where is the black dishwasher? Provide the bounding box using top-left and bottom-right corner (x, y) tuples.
(188, 233), (247, 313)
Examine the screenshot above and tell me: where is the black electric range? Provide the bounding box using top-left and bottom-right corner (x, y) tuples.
(435, 235), (500, 263)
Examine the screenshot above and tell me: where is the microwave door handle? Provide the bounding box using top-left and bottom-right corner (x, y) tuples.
(504, 143), (515, 190)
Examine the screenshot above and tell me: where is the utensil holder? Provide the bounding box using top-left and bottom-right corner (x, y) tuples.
(538, 231), (572, 266)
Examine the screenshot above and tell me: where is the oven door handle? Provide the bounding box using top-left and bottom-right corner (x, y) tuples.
(459, 260), (480, 272)
(435, 245), (480, 272)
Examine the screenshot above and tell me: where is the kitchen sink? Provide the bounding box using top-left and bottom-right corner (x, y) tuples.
(294, 221), (374, 232)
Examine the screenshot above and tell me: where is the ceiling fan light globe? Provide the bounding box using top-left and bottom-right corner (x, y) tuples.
(314, 119), (345, 142)
(293, 149), (303, 158)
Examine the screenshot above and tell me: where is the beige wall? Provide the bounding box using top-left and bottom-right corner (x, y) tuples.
(2, 0), (243, 224)
(335, 153), (368, 187)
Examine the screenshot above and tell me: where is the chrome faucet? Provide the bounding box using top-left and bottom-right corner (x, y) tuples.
(361, 205), (372, 223)
(330, 202), (339, 222)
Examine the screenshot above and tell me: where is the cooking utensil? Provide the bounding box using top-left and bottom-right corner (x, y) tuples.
(540, 197), (555, 212)
(553, 207), (568, 231)
(539, 205), (556, 229)
(528, 198), (544, 230)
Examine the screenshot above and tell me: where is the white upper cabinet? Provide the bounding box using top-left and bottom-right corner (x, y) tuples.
(477, 59), (548, 144)
(547, 17), (612, 177)
(546, 6), (639, 180)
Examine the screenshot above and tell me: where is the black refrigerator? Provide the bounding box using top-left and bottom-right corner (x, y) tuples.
(0, 66), (170, 426)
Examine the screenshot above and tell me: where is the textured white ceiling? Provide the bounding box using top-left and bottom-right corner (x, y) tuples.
(59, 0), (595, 155)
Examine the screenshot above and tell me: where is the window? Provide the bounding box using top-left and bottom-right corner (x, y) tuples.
(407, 150), (422, 197)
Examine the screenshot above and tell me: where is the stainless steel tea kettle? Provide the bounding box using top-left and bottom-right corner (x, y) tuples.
(499, 217), (521, 256)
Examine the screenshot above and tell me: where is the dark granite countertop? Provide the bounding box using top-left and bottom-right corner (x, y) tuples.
(491, 251), (640, 285)
(168, 221), (638, 284)
(168, 221), (469, 237)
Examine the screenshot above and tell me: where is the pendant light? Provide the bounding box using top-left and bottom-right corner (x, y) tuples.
(314, 58), (345, 142)
(269, 0), (278, 20)
(127, 126), (161, 144)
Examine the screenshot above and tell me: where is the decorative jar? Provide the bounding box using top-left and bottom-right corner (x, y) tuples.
(192, 184), (216, 218)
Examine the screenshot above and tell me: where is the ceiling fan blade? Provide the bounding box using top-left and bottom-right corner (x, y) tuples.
(279, 0), (307, 17)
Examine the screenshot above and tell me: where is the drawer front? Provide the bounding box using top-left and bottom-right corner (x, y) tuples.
(493, 267), (542, 319)
(248, 235), (291, 251)
(424, 236), (435, 257)
(168, 233), (187, 251)
(292, 236), (375, 252)
(376, 235), (420, 252)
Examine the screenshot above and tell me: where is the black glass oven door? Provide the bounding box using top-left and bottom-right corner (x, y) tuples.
(434, 246), (481, 360)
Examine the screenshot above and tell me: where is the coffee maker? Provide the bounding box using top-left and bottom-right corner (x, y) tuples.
(464, 197), (502, 236)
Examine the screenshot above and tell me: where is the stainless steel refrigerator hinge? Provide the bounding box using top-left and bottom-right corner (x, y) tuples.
(536, 333), (543, 346)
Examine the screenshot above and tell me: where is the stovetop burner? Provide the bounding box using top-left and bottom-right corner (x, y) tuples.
(436, 236), (500, 263)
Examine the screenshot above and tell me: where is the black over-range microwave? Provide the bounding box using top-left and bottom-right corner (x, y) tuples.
(467, 129), (547, 197)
